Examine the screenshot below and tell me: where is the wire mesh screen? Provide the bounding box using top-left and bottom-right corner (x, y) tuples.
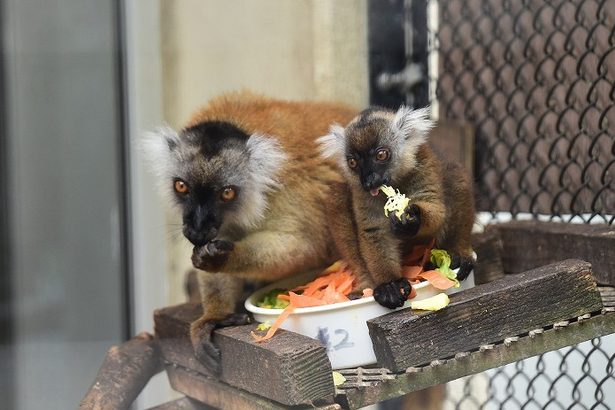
(430, 0), (614, 223)
(407, 0), (615, 408)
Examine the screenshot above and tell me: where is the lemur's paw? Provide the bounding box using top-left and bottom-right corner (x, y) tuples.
(373, 278), (412, 309)
(456, 258), (474, 281)
(389, 203), (421, 236)
(191, 240), (234, 271)
(190, 313), (253, 375)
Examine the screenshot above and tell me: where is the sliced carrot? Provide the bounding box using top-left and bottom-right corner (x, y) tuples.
(251, 305), (295, 342)
(403, 245), (430, 265)
(362, 288), (374, 297)
(402, 265), (423, 280)
(336, 276), (355, 295)
(289, 291), (327, 307)
(276, 294), (290, 302)
(418, 270), (456, 290)
(409, 285), (417, 300)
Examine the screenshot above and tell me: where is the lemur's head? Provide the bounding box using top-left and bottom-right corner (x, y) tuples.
(318, 106), (433, 194)
(143, 121), (287, 246)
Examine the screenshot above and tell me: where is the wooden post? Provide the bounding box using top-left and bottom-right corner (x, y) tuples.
(79, 332), (163, 410)
(155, 303), (335, 407)
(367, 260), (603, 372)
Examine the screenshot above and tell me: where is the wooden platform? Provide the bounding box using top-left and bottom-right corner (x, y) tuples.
(152, 259), (612, 409)
(80, 221), (615, 410)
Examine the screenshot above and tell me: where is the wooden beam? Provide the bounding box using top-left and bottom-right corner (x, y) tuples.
(496, 221), (615, 286)
(166, 365), (341, 410)
(339, 311), (615, 409)
(367, 259), (603, 372)
(79, 332), (163, 410)
(146, 397), (215, 410)
(155, 303), (335, 407)
(471, 228), (505, 285)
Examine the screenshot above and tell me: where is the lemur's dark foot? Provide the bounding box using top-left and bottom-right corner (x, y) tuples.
(373, 278), (412, 309)
(190, 312), (252, 374)
(389, 204), (421, 236)
(450, 254), (475, 281)
(192, 239), (234, 271)
(456, 259), (474, 281)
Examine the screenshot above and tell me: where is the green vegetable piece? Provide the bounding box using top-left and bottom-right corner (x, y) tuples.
(332, 371), (346, 387)
(256, 321), (271, 331)
(410, 293), (450, 311)
(256, 288), (290, 309)
(430, 249), (460, 288)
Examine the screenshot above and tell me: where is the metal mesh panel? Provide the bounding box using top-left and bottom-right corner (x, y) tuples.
(411, 0), (615, 407)
(429, 0), (615, 223)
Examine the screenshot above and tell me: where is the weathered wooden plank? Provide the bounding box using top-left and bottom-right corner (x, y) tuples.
(598, 287), (615, 308)
(155, 303), (335, 406)
(496, 221), (615, 285)
(79, 332), (163, 410)
(166, 365), (341, 410)
(339, 311), (615, 409)
(471, 228), (505, 285)
(367, 259), (603, 372)
(146, 397), (215, 410)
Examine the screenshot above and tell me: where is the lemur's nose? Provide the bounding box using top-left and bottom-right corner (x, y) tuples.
(362, 173), (385, 191)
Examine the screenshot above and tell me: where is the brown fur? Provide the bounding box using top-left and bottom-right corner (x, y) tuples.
(325, 112), (475, 290)
(183, 92), (357, 342)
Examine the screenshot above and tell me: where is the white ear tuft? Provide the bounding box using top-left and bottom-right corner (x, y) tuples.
(246, 133), (288, 191)
(316, 124), (346, 159)
(391, 106), (434, 144)
(140, 125), (180, 177)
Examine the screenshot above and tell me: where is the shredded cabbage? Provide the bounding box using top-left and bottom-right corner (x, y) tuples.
(379, 185), (410, 219)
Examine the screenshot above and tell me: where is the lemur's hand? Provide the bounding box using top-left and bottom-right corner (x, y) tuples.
(190, 313), (253, 374)
(389, 203), (420, 236)
(373, 278), (412, 309)
(192, 240), (234, 271)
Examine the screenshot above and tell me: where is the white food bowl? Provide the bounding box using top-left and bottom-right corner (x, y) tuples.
(245, 267), (475, 370)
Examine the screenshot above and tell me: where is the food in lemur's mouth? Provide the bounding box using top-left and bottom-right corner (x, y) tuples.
(142, 91), (357, 372)
(317, 105), (476, 309)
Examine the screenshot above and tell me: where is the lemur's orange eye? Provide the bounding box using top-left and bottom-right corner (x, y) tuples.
(221, 186), (237, 202)
(347, 158), (358, 169)
(376, 149), (390, 162)
(174, 179), (189, 194)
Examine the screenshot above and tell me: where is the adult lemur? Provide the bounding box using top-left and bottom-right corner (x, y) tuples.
(318, 106), (475, 309)
(144, 92), (356, 372)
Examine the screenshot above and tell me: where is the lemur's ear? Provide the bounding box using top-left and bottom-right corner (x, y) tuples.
(317, 124), (346, 159)
(245, 133), (288, 190)
(391, 106), (433, 144)
(141, 126), (180, 172)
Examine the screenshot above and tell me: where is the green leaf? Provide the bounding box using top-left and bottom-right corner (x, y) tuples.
(256, 288), (290, 309)
(431, 249), (460, 288)
(256, 321), (271, 331)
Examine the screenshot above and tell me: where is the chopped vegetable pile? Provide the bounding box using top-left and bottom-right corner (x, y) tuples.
(251, 243), (459, 343)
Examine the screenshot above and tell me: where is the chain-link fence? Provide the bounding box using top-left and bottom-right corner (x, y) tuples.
(401, 0), (615, 407)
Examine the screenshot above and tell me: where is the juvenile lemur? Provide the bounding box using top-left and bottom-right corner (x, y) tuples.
(318, 106), (475, 309)
(144, 92), (356, 372)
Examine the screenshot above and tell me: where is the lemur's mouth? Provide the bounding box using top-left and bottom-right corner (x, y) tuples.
(370, 187), (381, 196)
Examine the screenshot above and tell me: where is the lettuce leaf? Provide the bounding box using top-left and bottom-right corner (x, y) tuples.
(256, 289), (290, 309)
(430, 249), (460, 288)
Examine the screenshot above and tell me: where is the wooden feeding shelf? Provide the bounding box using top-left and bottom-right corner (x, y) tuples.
(79, 222), (615, 410)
